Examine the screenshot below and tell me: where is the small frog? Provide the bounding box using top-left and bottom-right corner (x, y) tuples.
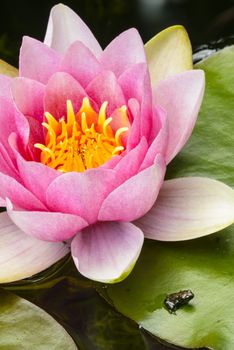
(164, 289), (194, 314)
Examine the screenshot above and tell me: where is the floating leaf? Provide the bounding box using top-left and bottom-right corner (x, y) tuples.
(0, 287), (77, 349)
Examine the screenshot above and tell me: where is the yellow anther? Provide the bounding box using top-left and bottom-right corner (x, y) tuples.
(81, 112), (89, 133)
(98, 101), (108, 126)
(35, 98), (130, 172)
(67, 100), (76, 126)
(115, 127), (129, 146)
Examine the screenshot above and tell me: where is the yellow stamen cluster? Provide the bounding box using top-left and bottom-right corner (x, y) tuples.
(35, 98), (128, 172)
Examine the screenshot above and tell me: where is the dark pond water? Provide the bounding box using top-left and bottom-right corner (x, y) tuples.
(0, 1), (234, 349)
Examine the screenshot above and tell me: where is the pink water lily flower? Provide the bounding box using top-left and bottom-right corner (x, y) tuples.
(0, 4), (234, 284)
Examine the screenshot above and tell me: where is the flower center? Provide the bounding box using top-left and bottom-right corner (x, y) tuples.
(35, 98), (128, 172)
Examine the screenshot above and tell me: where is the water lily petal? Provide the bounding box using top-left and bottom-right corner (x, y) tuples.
(98, 154), (166, 222)
(46, 168), (118, 224)
(118, 63), (152, 138)
(17, 155), (60, 204)
(154, 70), (205, 164)
(19, 37), (60, 84)
(44, 72), (86, 119)
(44, 4), (102, 57)
(0, 211), (69, 283)
(0, 143), (20, 179)
(71, 221), (144, 283)
(7, 199), (88, 242)
(86, 70), (126, 115)
(0, 97), (18, 155)
(145, 25), (192, 86)
(11, 77), (45, 122)
(140, 106), (168, 170)
(0, 172), (46, 210)
(127, 98), (141, 150)
(100, 28), (146, 77)
(60, 40), (102, 88)
(136, 177), (234, 241)
(114, 137), (148, 181)
(0, 59), (18, 77)
(0, 75), (12, 100)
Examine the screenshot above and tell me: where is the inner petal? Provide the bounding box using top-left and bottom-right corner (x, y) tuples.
(35, 97), (129, 172)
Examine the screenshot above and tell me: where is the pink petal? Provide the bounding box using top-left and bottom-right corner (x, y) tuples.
(0, 74), (12, 100)
(140, 106), (168, 170)
(26, 116), (44, 161)
(135, 177), (234, 241)
(119, 63), (152, 139)
(7, 199), (88, 242)
(0, 97), (17, 151)
(11, 77), (45, 122)
(71, 221), (144, 283)
(60, 41), (102, 88)
(0, 143), (20, 179)
(44, 4), (102, 57)
(46, 168), (119, 224)
(127, 98), (141, 150)
(19, 36), (61, 84)
(101, 155), (122, 170)
(0, 172), (46, 210)
(44, 72), (86, 119)
(0, 211), (69, 283)
(17, 155), (60, 204)
(86, 71), (126, 115)
(0, 97), (29, 159)
(114, 137), (148, 181)
(100, 29), (146, 77)
(98, 154), (166, 222)
(153, 70), (205, 163)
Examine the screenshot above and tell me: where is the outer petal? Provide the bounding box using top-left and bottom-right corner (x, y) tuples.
(44, 72), (86, 119)
(19, 37), (60, 84)
(7, 199), (88, 242)
(136, 177), (234, 241)
(0, 172), (46, 210)
(11, 77), (45, 122)
(145, 25), (192, 86)
(46, 168), (118, 224)
(98, 154), (166, 222)
(44, 4), (102, 57)
(71, 221), (144, 283)
(60, 41), (102, 88)
(86, 71), (126, 115)
(153, 70), (205, 164)
(0, 211), (69, 283)
(100, 29), (146, 77)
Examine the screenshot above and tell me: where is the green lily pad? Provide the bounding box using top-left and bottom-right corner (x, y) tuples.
(167, 45), (234, 185)
(96, 46), (234, 349)
(0, 287), (77, 349)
